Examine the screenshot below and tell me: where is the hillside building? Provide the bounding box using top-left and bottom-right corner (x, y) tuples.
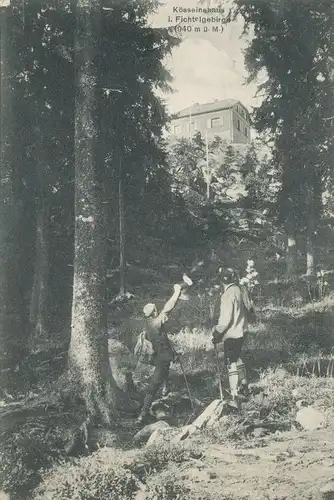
(169, 98), (251, 144)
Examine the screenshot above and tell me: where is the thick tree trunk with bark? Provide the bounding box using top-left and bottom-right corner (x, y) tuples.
(30, 199), (49, 339)
(68, 0), (113, 423)
(0, 2), (26, 389)
(118, 175), (125, 295)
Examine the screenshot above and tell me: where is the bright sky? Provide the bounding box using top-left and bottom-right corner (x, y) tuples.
(148, 0), (263, 115)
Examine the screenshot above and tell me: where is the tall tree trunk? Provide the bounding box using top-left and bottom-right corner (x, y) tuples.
(68, 0), (113, 423)
(206, 178), (210, 200)
(29, 115), (50, 342)
(118, 173), (125, 295)
(306, 186), (316, 276)
(30, 198), (49, 340)
(285, 200), (297, 276)
(286, 232), (297, 276)
(0, 1), (26, 390)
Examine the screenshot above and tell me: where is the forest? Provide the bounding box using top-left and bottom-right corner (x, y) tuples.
(0, 0), (334, 499)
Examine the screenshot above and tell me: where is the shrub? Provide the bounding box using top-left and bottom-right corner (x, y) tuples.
(0, 391), (89, 500)
(146, 478), (190, 500)
(135, 442), (201, 475)
(32, 449), (141, 500)
(0, 420), (66, 499)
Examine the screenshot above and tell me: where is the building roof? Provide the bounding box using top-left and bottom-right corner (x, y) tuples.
(175, 99), (239, 118)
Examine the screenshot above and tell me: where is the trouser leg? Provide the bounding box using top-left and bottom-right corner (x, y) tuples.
(125, 370), (137, 394)
(161, 378), (170, 396)
(137, 362), (170, 422)
(224, 338), (244, 399)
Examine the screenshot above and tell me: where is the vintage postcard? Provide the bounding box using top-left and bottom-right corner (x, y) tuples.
(0, 0), (333, 499)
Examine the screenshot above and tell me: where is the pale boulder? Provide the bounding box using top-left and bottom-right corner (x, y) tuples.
(133, 420), (170, 444)
(295, 406), (325, 431)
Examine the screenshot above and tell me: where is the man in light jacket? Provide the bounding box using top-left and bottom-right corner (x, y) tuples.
(211, 267), (250, 403)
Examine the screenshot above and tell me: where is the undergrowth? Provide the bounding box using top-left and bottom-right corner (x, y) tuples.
(1, 298), (334, 500)
(32, 443), (203, 500)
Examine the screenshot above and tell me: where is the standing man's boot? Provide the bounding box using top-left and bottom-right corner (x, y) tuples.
(227, 362), (240, 408)
(137, 394), (153, 424)
(236, 358), (249, 396)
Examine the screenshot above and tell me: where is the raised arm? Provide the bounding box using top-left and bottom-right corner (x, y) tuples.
(159, 284), (182, 318)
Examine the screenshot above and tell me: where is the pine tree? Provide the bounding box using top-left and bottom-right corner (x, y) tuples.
(231, 0), (334, 275)
(68, 0), (112, 422)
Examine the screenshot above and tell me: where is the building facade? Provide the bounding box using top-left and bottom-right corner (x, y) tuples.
(169, 99), (251, 144)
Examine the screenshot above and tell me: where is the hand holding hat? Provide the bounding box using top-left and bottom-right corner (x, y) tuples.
(179, 273), (193, 300)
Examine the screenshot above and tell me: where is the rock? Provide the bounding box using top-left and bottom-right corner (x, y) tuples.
(154, 410), (170, 420)
(172, 424), (199, 443)
(253, 427), (267, 438)
(133, 420), (170, 444)
(150, 401), (170, 418)
(295, 406), (325, 431)
(134, 490), (147, 500)
(320, 481), (334, 500)
(192, 399), (226, 430)
(295, 399), (308, 409)
(0, 492), (10, 500)
(146, 427), (179, 447)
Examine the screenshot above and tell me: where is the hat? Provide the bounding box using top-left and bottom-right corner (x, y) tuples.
(183, 273), (193, 286)
(143, 303), (156, 317)
(218, 267), (237, 284)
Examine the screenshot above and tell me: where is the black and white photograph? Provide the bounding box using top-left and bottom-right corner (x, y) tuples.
(0, 0), (333, 498)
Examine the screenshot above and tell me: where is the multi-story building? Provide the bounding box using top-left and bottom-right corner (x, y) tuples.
(169, 98), (251, 144)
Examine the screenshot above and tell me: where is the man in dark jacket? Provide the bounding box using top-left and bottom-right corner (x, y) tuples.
(136, 275), (192, 424)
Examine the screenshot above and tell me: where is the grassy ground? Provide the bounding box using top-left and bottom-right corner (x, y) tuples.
(31, 367), (334, 500)
(2, 296), (334, 500)
(83, 297), (334, 499)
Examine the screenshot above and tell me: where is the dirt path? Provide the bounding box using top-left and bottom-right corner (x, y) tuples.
(148, 426), (334, 499)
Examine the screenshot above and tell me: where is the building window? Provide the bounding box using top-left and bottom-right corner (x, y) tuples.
(237, 119), (241, 131)
(173, 124), (181, 134)
(244, 126), (248, 136)
(211, 117), (220, 127)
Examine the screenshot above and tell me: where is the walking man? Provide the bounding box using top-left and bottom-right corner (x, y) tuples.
(136, 275), (192, 424)
(211, 267), (252, 404)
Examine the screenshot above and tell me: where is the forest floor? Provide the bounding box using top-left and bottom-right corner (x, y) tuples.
(143, 424), (334, 500)
(1, 297), (334, 499)
(108, 361), (334, 500)
(108, 297), (334, 500)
